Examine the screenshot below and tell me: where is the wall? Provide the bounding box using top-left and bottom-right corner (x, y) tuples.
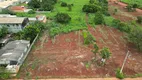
(0, 24), (22, 33)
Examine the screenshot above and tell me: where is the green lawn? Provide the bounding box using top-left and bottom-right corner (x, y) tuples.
(46, 0), (90, 36)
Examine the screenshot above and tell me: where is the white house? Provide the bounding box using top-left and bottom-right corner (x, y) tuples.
(0, 17), (29, 33)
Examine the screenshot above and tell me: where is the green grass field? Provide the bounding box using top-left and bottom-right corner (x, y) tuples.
(47, 0), (89, 26)
(46, 0), (91, 36)
(120, 0), (142, 8)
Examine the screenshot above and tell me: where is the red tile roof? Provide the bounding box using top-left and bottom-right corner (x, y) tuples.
(10, 6), (25, 11)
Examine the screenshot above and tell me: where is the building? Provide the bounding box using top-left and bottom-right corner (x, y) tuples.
(0, 0), (19, 9)
(10, 6), (32, 12)
(0, 38), (13, 48)
(0, 40), (30, 73)
(0, 17), (29, 33)
(10, 6), (25, 12)
(0, 14), (16, 17)
(29, 15), (47, 23)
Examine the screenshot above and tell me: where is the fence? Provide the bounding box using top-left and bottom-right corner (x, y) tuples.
(19, 33), (39, 66)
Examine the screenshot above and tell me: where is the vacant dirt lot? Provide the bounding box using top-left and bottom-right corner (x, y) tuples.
(18, 24), (142, 79)
(17, 0), (142, 79)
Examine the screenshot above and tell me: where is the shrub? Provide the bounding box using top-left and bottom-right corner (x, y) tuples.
(82, 4), (101, 13)
(82, 30), (96, 45)
(0, 67), (11, 79)
(0, 27), (8, 38)
(118, 22), (131, 33)
(111, 19), (121, 28)
(116, 68), (125, 79)
(28, 10), (36, 14)
(126, 4), (135, 12)
(41, 3), (54, 11)
(67, 4), (72, 11)
(89, 0), (95, 4)
(0, 8), (15, 15)
(132, 4), (139, 8)
(94, 12), (105, 25)
(128, 27), (142, 52)
(61, 2), (67, 7)
(137, 16), (142, 24)
(55, 13), (71, 23)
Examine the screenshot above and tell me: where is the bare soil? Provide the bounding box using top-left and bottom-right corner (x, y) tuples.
(108, 0), (142, 22)
(17, 0), (142, 79)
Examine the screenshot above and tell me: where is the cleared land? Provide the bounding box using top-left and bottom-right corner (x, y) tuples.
(16, 0), (142, 79)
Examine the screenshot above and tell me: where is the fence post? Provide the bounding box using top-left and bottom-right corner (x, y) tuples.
(120, 50), (130, 73)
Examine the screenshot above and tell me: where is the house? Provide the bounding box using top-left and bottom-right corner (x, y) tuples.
(0, 17), (29, 33)
(0, 0), (19, 9)
(29, 15), (47, 23)
(0, 40), (30, 73)
(10, 6), (25, 12)
(10, 6), (32, 12)
(0, 38), (13, 48)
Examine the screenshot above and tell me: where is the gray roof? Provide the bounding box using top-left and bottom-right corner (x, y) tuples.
(0, 17), (27, 24)
(0, 40), (30, 65)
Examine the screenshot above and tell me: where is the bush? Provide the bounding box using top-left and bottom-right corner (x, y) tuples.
(28, 10), (36, 14)
(0, 8), (15, 15)
(94, 12), (105, 25)
(89, 0), (95, 4)
(0, 27), (8, 38)
(0, 67), (11, 79)
(41, 2), (54, 11)
(118, 22), (131, 33)
(55, 13), (71, 23)
(82, 30), (96, 45)
(61, 2), (67, 7)
(128, 27), (142, 52)
(68, 4), (72, 11)
(137, 16), (142, 24)
(82, 4), (101, 13)
(126, 4), (135, 12)
(111, 19), (121, 28)
(116, 68), (125, 79)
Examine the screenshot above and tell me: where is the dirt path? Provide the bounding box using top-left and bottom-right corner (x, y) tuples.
(108, 0), (142, 22)
(110, 0), (142, 13)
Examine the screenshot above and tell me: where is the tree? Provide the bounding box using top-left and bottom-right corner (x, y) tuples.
(55, 13), (71, 23)
(100, 47), (111, 66)
(23, 25), (40, 42)
(0, 27), (8, 38)
(128, 27), (142, 52)
(41, 2), (54, 11)
(61, 2), (67, 7)
(82, 4), (101, 13)
(94, 12), (105, 25)
(28, 0), (41, 9)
